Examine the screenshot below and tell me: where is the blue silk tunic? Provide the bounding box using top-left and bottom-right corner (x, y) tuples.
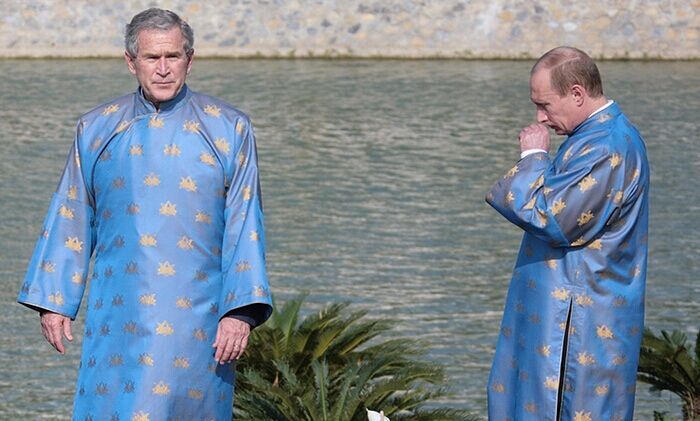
(18, 85), (273, 421)
(485, 102), (649, 421)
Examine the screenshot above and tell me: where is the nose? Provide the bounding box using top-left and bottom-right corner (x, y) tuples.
(536, 109), (548, 124)
(156, 57), (169, 76)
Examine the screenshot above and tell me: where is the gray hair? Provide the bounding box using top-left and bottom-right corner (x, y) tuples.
(125, 8), (194, 57)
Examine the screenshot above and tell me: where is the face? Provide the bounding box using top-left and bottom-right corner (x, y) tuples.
(125, 27), (193, 106)
(530, 68), (580, 135)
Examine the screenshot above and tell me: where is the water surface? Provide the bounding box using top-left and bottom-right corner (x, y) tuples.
(1, 59), (698, 419)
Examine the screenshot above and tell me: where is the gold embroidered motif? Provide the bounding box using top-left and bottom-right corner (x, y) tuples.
(595, 385), (609, 396)
(179, 176), (197, 192)
(249, 231), (259, 241)
(529, 175), (544, 189)
(140, 234), (157, 247)
(571, 237), (586, 247)
(102, 104), (119, 115)
(132, 412), (150, 421)
(65, 237), (83, 252)
(152, 381), (170, 395)
(523, 197), (536, 210)
(177, 236), (194, 250)
(576, 294), (593, 307)
(577, 351), (596, 366)
(129, 145), (143, 156)
(506, 191), (515, 204)
(144, 173), (160, 186)
(577, 210), (594, 226)
(215, 138), (230, 154)
(67, 185), (78, 200)
(574, 411), (593, 421)
(491, 383), (505, 393)
(596, 325), (614, 339)
(578, 175), (597, 192)
(183, 120), (200, 133)
(48, 292), (64, 305)
(551, 288), (570, 301)
(538, 345), (551, 357)
(505, 165), (519, 178)
(243, 185), (252, 201)
(59, 205), (74, 219)
(116, 120), (130, 133)
(158, 261), (176, 276)
(156, 321), (174, 336)
(609, 153), (622, 169)
(159, 201), (177, 216)
(139, 294), (156, 306)
(176, 298), (192, 309)
(164, 144), (181, 156)
(544, 377), (559, 390)
(41, 260), (56, 273)
(236, 120), (245, 134)
(204, 104), (221, 117)
(173, 357), (190, 368)
(200, 152), (216, 166)
(550, 198), (566, 215)
(149, 116), (164, 128)
(195, 211), (211, 224)
(588, 239), (603, 250)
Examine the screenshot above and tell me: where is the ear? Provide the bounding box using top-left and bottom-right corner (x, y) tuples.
(570, 84), (585, 106)
(186, 50), (195, 75)
(125, 52), (137, 75)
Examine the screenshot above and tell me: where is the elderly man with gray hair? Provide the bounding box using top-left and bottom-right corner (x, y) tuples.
(18, 8), (272, 419)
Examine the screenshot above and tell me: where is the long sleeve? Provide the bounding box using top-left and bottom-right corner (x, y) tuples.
(218, 118), (273, 327)
(18, 121), (95, 319)
(486, 139), (638, 248)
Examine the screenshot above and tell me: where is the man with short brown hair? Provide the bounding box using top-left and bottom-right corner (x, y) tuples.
(486, 46), (649, 420)
(18, 8), (272, 420)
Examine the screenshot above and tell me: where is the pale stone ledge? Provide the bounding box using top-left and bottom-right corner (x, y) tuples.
(1, 0), (698, 59)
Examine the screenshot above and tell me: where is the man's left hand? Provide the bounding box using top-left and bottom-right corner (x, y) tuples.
(212, 316), (250, 364)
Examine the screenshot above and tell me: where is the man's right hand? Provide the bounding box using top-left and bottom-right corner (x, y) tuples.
(519, 123), (551, 154)
(40, 311), (73, 354)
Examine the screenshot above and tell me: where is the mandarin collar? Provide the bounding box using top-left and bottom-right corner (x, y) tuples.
(568, 100), (620, 137)
(136, 83), (191, 114)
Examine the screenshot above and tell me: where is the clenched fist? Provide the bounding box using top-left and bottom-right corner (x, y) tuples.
(519, 123), (550, 154)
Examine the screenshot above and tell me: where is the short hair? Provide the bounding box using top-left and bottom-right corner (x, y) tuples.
(532, 46), (603, 98)
(125, 8), (194, 57)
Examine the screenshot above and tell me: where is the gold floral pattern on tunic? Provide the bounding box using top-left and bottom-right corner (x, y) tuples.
(183, 120), (200, 133)
(65, 237), (83, 252)
(204, 105), (221, 117)
(149, 116), (164, 128)
(164, 144), (181, 156)
(577, 211), (594, 226)
(179, 176), (197, 192)
(578, 175), (597, 192)
(215, 138), (230, 154)
(596, 325), (614, 339)
(102, 104), (119, 115)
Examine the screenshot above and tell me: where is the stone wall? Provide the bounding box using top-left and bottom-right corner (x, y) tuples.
(1, 0), (698, 59)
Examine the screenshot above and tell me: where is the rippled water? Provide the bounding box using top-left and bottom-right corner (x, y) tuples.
(1, 59), (698, 419)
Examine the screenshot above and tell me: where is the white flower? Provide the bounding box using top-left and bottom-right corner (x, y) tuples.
(367, 409), (390, 421)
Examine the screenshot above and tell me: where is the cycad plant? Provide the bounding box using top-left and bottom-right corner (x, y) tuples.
(234, 295), (479, 421)
(637, 327), (700, 420)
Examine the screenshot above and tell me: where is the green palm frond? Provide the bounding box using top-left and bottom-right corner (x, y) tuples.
(234, 294), (480, 421)
(638, 327), (700, 420)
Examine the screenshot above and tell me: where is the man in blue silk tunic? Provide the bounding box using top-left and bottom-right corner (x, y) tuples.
(485, 47), (649, 420)
(17, 8), (272, 420)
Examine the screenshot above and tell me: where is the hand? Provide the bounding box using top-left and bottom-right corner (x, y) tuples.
(212, 316), (250, 364)
(40, 311), (73, 354)
(519, 123), (550, 154)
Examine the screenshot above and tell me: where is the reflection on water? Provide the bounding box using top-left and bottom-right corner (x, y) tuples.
(0, 59), (698, 418)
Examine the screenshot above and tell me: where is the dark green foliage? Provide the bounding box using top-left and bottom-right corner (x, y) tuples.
(638, 328), (700, 420)
(234, 294), (480, 421)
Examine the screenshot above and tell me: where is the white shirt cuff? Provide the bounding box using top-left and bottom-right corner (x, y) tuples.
(521, 149), (547, 159)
